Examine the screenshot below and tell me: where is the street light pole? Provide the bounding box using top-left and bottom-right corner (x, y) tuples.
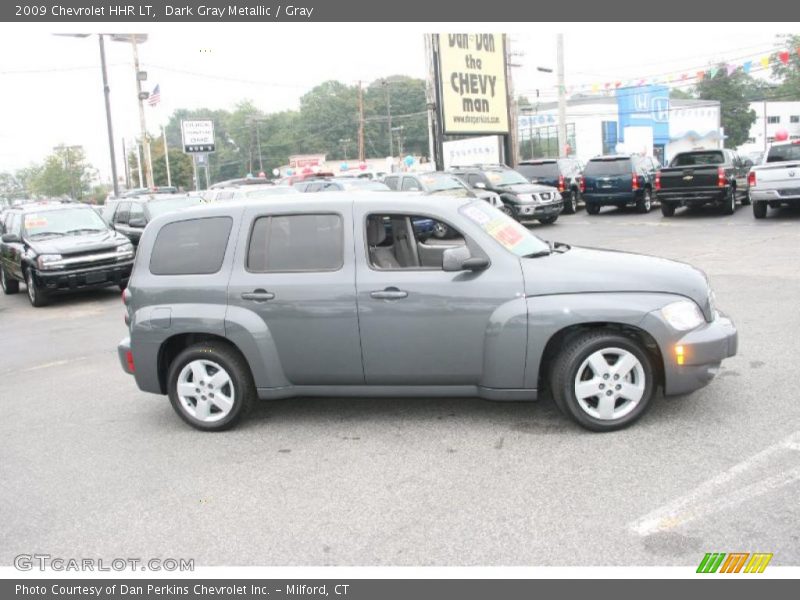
(556, 33), (568, 157)
(131, 37), (154, 188)
(97, 35), (119, 198)
(382, 79), (393, 159)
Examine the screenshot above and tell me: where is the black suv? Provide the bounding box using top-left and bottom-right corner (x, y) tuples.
(447, 165), (563, 225)
(0, 202), (134, 306)
(102, 193), (204, 246)
(516, 158), (584, 214)
(580, 155), (658, 215)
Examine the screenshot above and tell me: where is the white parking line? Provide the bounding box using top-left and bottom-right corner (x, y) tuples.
(628, 431), (800, 536)
(13, 356), (88, 374)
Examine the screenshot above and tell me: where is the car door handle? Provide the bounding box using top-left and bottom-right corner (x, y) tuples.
(241, 289), (275, 301)
(370, 288), (408, 300)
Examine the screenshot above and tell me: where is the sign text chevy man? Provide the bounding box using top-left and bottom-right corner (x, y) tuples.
(438, 34), (509, 135)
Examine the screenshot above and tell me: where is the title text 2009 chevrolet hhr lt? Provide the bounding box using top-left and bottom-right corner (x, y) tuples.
(118, 193), (737, 432)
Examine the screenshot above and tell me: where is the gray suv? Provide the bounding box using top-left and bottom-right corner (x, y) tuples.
(118, 193), (737, 432)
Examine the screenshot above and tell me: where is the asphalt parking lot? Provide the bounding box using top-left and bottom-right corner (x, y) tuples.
(1, 202), (799, 567)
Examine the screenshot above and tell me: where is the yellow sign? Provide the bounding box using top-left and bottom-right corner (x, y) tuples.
(438, 33), (509, 135)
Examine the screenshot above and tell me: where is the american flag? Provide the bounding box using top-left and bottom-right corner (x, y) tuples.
(148, 84), (161, 107)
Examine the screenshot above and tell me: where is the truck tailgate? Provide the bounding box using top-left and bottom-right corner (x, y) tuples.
(752, 161), (800, 189)
(659, 166), (719, 190)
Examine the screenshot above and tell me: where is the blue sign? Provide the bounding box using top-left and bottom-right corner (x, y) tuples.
(616, 85), (670, 145)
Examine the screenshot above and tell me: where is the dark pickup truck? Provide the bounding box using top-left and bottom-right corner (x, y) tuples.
(656, 149), (751, 217)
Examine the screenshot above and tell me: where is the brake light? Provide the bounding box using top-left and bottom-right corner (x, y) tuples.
(717, 167), (727, 188)
(748, 171), (756, 187)
(558, 174), (565, 192)
(632, 172), (639, 191)
(579, 176), (586, 193)
(125, 350), (135, 373)
(655, 171), (661, 192)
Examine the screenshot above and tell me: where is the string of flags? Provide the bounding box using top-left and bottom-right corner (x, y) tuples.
(551, 46), (800, 96)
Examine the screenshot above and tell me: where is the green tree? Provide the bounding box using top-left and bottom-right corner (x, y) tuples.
(771, 34), (800, 101)
(695, 65), (758, 148)
(150, 134), (193, 190)
(30, 146), (93, 200)
(363, 76), (428, 158)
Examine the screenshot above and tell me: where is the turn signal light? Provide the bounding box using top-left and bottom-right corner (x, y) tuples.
(125, 350), (136, 373)
(675, 345), (686, 366)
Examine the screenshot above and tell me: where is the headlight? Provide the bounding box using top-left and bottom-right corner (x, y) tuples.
(661, 300), (705, 331)
(117, 243), (134, 254)
(36, 254), (63, 270)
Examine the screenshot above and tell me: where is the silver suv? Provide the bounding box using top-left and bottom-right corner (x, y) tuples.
(118, 192), (737, 432)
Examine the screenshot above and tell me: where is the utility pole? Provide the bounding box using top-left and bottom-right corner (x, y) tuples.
(504, 34), (520, 167)
(98, 35), (119, 198)
(382, 78), (393, 159)
(135, 142), (143, 188)
(425, 34), (444, 170)
(131, 37), (154, 188)
(557, 33), (568, 157)
(392, 126), (405, 158)
(162, 125), (172, 187)
(254, 120), (263, 172)
(121, 138), (131, 189)
(357, 81), (365, 162)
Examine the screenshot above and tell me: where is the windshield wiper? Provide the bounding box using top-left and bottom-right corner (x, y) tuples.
(28, 231), (66, 238)
(550, 240), (571, 253)
(521, 249), (552, 258)
(66, 228), (105, 235)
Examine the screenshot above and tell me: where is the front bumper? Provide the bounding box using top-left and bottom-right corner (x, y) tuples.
(515, 200), (563, 220)
(34, 260), (133, 294)
(660, 312), (738, 396)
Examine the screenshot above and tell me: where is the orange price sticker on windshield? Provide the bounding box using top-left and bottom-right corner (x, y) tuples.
(24, 216), (48, 228)
(489, 223), (523, 249)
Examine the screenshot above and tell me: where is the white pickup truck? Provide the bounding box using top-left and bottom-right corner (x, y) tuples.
(748, 141), (800, 218)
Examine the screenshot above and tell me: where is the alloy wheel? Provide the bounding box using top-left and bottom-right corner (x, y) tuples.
(176, 359), (236, 423)
(573, 347), (646, 420)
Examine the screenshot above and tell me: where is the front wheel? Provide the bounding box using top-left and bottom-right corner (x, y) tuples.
(753, 201), (767, 219)
(661, 202), (676, 217)
(586, 203), (601, 215)
(167, 342), (256, 431)
(25, 269), (49, 307)
(538, 215), (558, 225)
(636, 189), (652, 213)
(499, 204), (516, 219)
(549, 331), (656, 432)
(1, 266), (19, 295)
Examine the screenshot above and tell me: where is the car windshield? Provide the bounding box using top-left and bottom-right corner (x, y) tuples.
(23, 208), (108, 238)
(418, 173), (465, 192)
(517, 163), (559, 178)
(669, 151), (725, 167)
(147, 196), (204, 217)
(766, 143), (800, 163)
(484, 169), (530, 187)
(583, 158), (632, 176)
(459, 200), (550, 257)
(339, 181), (389, 191)
(243, 186), (300, 199)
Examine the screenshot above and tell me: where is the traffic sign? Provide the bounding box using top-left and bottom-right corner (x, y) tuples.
(181, 119), (215, 153)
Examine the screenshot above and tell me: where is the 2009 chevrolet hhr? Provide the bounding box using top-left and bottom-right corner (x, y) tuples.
(118, 192), (737, 432)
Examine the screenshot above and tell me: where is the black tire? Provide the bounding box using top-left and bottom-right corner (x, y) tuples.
(25, 269), (49, 307)
(636, 189), (653, 213)
(660, 202), (676, 217)
(499, 203), (516, 219)
(721, 187), (736, 215)
(742, 192), (751, 206)
(167, 341), (256, 431)
(586, 203), (601, 215)
(753, 201), (767, 219)
(538, 215), (558, 225)
(562, 190), (578, 214)
(1, 265), (19, 295)
(549, 331), (656, 432)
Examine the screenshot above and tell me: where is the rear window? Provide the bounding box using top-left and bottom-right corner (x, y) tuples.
(583, 158), (633, 176)
(517, 163), (559, 179)
(669, 151), (725, 167)
(149, 217), (232, 276)
(766, 143), (800, 163)
(247, 214), (343, 272)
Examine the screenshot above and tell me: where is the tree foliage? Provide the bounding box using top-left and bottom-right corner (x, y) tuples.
(695, 65), (758, 148)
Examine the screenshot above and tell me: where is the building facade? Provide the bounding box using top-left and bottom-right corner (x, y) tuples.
(736, 101), (800, 156)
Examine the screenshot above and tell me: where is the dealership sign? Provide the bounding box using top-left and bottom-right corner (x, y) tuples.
(443, 135), (502, 169)
(437, 33), (509, 135)
(181, 119), (215, 153)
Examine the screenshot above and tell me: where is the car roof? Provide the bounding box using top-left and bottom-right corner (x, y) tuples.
(10, 201), (95, 213)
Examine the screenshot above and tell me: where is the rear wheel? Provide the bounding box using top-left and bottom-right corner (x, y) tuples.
(549, 331), (656, 432)
(753, 201), (767, 219)
(721, 187), (736, 215)
(25, 269), (49, 307)
(586, 203), (601, 215)
(636, 189), (652, 213)
(562, 190), (578, 214)
(660, 202), (676, 217)
(1, 266), (19, 294)
(167, 341), (256, 431)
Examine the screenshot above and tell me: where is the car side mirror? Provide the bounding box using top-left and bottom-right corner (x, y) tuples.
(442, 246), (489, 272)
(128, 217), (146, 228)
(473, 182), (487, 189)
(2, 233), (20, 243)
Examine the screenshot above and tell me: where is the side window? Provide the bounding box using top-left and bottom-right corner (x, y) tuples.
(366, 213), (468, 270)
(247, 214), (343, 272)
(401, 177), (420, 191)
(467, 174), (483, 187)
(384, 176), (399, 190)
(149, 217), (233, 276)
(8, 213), (22, 236)
(217, 191), (235, 201)
(129, 202), (145, 223)
(114, 202), (131, 225)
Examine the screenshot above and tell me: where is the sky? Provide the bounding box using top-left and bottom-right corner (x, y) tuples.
(0, 23), (791, 181)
